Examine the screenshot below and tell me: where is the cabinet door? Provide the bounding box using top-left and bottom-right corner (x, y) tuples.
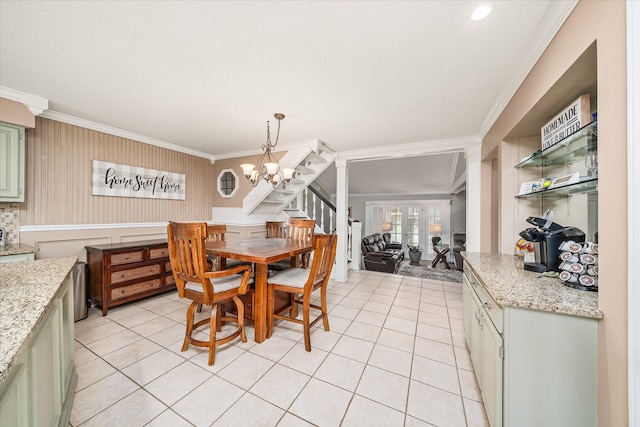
(0, 124), (25, 202)
(462, 274), (472, 344)
(0, 354), (29, 426)
(481, 314), (503, 427)
(469, 287), (483, 387)
(29, 304), (62, 427)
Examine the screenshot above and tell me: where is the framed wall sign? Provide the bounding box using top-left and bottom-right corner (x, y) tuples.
(92, 160), (186, 200)
(541, 94), (591, 150)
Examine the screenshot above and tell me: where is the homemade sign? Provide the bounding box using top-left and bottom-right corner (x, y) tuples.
(92, 160), (185, 200)
(541, 94), (591, 150)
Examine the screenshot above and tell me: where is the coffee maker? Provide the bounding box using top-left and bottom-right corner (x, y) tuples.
(519, 210), (585, 273)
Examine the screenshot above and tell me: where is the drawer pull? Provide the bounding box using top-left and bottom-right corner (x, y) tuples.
(121, 289), (125, 294)
(124, 256), (130, 260)
(120, 273), (125, 278)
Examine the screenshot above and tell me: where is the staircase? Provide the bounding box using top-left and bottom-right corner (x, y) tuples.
(243, 139), (336, 216)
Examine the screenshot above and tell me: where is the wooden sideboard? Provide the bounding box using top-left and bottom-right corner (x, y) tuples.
(86, 240), (176, 315)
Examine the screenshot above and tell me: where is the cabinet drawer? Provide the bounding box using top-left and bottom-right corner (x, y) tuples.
(110, 250), (145, 266)
(109, 264), (161, 284)
(111, 279), (162, 300)
(150, 246), (169, 259)
(474, 282), (503, 334)
(166, 273), (175, 286)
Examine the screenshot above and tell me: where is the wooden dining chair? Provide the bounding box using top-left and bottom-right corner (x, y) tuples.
(167, 221), (252, 365)
(206, 224), (251, 270)
(266, 221), (287, 238)
(288, 218), (316, 268)
(266, 233), (338, 351)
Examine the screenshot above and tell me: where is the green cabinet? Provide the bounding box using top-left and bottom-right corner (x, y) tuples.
(0, 123), (26, 202)
(0, 273), (77, 426)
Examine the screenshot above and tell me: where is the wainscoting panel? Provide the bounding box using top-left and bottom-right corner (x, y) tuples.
(20, 225), (169, 261)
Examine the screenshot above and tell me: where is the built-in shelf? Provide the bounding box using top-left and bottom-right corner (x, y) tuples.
(515, 120), (597, 169)
(515, 177), (598, 199)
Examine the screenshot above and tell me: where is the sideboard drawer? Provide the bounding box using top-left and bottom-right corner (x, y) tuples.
(150, 247), (169, 259)
(111, 279), (162, 300)
(109, 264), (161, 284)
(110, 250), (145, 266)
(166, 273), (175, 285)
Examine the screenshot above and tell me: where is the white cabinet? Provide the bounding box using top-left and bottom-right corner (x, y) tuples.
(0, 273), (77, 426)
(0, 123), (26, 202)
(463, 271), (503, 427)
(463, 265), (598, 427)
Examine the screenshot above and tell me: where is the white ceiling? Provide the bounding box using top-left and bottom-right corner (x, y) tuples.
(0, 1), (575, 195)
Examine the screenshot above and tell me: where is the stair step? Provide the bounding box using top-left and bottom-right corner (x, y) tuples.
(260, 199), (283, 204)
(287, 178), (305, 185)
(306, 152), (327, 164)
(295, 164), (315, 174)
(272, 188), (295, 195)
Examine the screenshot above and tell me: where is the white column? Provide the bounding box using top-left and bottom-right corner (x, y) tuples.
(628, 1), (640, 423)
(465, 144), (482, 253)
(351, 221), (362, 270)
(334, 158), (349, 282)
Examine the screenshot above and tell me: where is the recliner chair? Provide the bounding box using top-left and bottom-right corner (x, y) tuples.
(452, 232), (466, 271)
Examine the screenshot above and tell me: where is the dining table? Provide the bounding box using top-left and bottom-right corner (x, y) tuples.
(205, 237), (313, 343)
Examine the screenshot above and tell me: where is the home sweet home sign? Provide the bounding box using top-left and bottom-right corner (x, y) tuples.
(541, 94), (591, 150)
(92, 160), (185, 200)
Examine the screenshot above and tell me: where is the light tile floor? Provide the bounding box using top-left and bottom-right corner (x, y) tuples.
(71, 269), (488, 427)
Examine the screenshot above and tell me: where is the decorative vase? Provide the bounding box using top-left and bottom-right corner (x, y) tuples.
(409, 250), (422, 266)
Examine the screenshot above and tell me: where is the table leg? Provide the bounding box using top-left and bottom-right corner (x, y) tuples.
(253, 263), (268, 343)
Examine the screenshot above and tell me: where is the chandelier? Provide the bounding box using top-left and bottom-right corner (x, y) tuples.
(240, 113), (295, 187)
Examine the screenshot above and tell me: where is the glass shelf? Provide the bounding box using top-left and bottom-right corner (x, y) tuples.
(515, 177), (598, 199)
(515, 120), (597, 169)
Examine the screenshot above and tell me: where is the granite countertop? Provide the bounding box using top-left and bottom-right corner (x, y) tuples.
(0, 256), (77, 383)
(462, 252), (602, 319)
(0, 243), (36, 257)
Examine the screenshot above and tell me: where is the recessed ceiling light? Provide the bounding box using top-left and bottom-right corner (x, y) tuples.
(471, 4), (492, 21)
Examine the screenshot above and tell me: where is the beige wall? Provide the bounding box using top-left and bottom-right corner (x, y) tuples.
(2, 115), (218, 259)
(21, 117), (215, 225)
(212, 152), (285, 208)
(481, 1), (628, 425)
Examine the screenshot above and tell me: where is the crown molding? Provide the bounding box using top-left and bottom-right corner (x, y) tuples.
(39, 110), (215, 161)
(0, 86), (49, 115)
(478, 0), (579, 138)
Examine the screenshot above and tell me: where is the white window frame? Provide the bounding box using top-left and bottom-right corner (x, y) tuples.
(216, 168), (239, 198)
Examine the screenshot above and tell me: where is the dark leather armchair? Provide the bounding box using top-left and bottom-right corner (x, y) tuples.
(361, 233), (405, 273)
(452, 233), (466, 271)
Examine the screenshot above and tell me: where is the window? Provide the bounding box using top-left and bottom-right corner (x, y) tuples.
(217, 169), (238, 198)
(366, 200), (451, 258)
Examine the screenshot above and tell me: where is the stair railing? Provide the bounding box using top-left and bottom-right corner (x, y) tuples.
(295, 183), (352, 263)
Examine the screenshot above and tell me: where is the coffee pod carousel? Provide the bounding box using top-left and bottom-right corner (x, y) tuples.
(557, 240), (598, 291)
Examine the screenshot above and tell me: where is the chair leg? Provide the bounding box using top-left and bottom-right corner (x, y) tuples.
(208, 304), (218, 366)
(303, 297), (311, 352)
(289, 293), (298, 318)
(320, 286), (330, 332)
(183, 301), (198, 352)
(233, 295), (247, 343)
(215, 304), (223, 332)
(267, 286), (274, 339)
